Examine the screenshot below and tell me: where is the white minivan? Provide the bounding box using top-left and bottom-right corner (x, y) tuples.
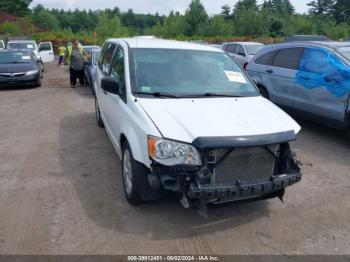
(95, 38), (302, 209)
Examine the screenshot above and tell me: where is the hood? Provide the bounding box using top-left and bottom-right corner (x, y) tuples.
(0, 63), (36, 73)
(138, 96), (301, 144)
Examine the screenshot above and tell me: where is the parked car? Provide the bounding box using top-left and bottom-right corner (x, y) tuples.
(222, 42), (265, 67)
(247, 41), (350, 140)
(84, 48), (100, 95)
(210, 44), (222, 50)
(6, 40), (54, 72)
(285, 35), (330, 42)
(94, 38), (302, 209)
(0, 40), (5, 50)
(0, 50), (42, 87)
(82, 45), (100, 55)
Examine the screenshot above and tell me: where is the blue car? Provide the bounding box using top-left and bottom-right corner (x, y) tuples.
(247, 41), (350, 141)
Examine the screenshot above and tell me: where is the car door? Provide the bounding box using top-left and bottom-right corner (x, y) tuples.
(294, 47), (348, 125)
(266, 47), (304, 110)
(96, 42), (117, 126)
(102, 45), (128, 153)
(38, 42), (54, 62)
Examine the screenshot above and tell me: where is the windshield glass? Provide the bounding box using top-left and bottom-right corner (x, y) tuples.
(0, 52), (32, 64)
(131, 49), (259, 98)
(8, 42), (36, 50)
(245, 45), (264, 55)
(338, 47), (350, 61)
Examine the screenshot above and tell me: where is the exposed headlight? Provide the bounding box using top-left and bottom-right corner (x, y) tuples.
(26, 70), (39, 76)
(148, 136), (202, 166)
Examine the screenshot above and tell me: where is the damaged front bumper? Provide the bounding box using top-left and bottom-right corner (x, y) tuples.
(187, 172), (301, 203)
(149, 138), (302, 208)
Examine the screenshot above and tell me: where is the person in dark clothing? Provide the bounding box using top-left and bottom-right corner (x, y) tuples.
(64, 40), (87, 88)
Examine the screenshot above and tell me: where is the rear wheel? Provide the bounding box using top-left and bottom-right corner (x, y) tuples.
(95, 97), (104, 128)
(122, 141), (143, 204)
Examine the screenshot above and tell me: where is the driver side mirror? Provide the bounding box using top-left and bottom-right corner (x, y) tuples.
(101, 76), (120, 95)
(238, 52), (246, 57)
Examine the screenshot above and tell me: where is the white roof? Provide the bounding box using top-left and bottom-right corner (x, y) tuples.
(109, 38), (223, 52)
(7, 40), (36, 43)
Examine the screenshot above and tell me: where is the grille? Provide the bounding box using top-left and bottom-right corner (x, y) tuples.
(212, 146), (277, 184)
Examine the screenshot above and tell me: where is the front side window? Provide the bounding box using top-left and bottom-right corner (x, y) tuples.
(101, 43), (116, 74)
(298, 48), (343, 75)
(111, 47), (125, 90)
(272, 48), (304, 70)
(131, 49), (259, 98)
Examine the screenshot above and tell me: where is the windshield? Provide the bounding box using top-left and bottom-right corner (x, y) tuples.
(338, 47), (350, 61)
(8, 42), (36, 50)
(131, 49), (259, 98)
(245, 45), (264, 56)
(0, 52), (32, 64)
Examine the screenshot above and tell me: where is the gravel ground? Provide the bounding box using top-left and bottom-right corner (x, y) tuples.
(0, 62), (349, 255)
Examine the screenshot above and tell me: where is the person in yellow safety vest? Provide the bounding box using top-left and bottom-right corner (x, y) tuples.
(58, 44), (67, 67)
(64, 40), (87, 88)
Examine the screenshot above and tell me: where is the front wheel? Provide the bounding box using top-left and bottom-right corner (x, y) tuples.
(95, 97), (104, 128)
(122, 141), (143, 204)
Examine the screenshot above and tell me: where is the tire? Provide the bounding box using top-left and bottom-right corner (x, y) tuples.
(258, 86), (270, 99)
(122, 141), (143, 204)
(95, 97), (104, 128)
(35, 77), (41, 88)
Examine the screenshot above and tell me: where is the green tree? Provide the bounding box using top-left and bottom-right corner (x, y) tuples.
(332, 0), (350, 24)
(184, 0), (209, 36)
(0, 0), (32, 16)
(95, 13), (129, 38)
(32, 5), (60, 30)
(271, 0), (295, 16)
(307, 0), (333, 16)
(220, 5), (232, 20)
(0, 21), (22, 35)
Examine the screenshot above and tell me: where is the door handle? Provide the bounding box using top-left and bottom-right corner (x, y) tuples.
(265, 69), (274, 74)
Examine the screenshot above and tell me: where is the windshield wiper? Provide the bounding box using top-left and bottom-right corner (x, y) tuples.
(182, 93), (244, 98)
(134, 91), (180, 98)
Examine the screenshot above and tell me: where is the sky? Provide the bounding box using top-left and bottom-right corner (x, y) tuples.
(29, 0), (310, 15)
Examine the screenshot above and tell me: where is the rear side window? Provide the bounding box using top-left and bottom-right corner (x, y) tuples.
(272, 48), (304, 70)
(255, 51), (276, 66)
(101, 43), (116, 74)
